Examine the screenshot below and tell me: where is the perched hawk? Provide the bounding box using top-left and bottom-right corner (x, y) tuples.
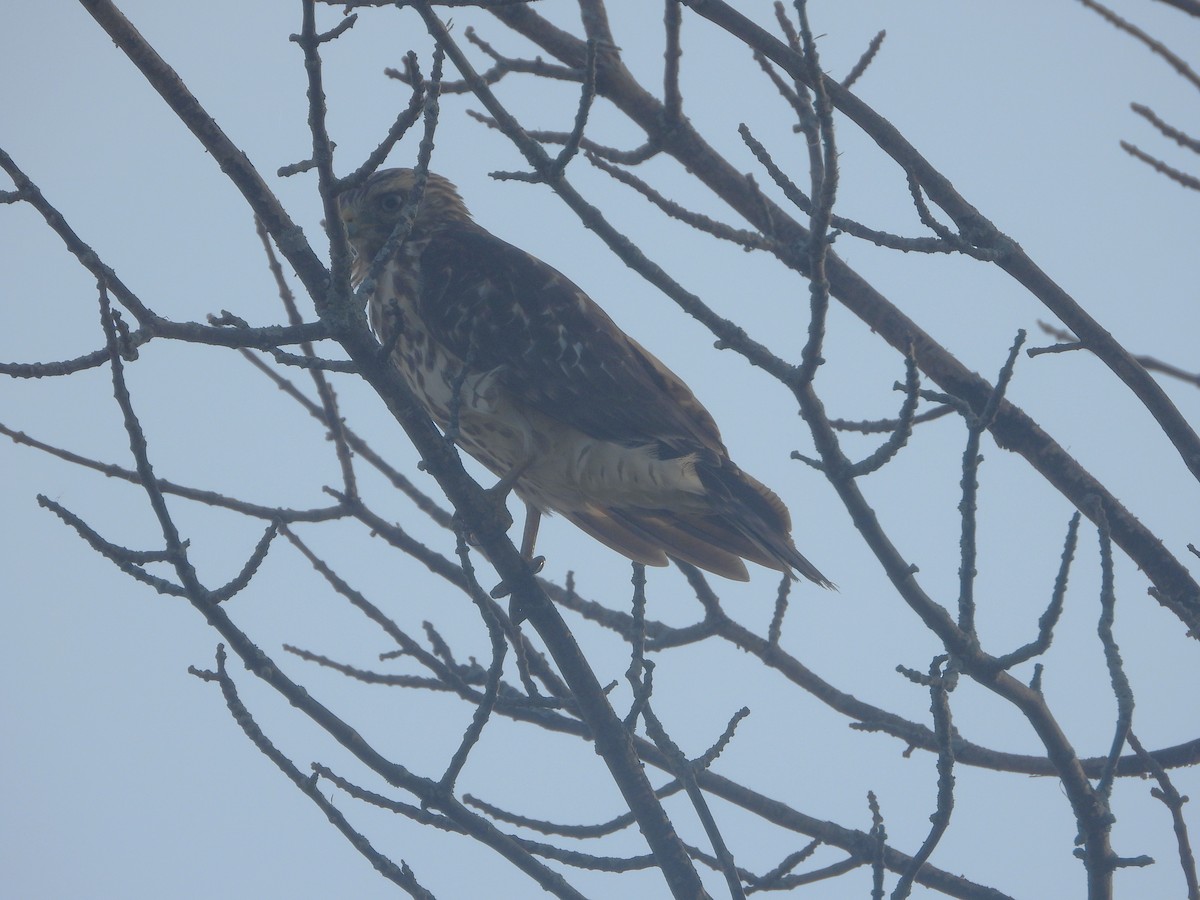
(338, 168), (829, 586)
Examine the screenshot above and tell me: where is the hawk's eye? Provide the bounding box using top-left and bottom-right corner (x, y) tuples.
(379, 194), (404, 214)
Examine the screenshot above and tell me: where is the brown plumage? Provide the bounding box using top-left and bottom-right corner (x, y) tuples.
(338, 168), (830, 586)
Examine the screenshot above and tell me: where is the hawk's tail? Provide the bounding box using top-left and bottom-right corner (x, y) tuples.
(558, 461), (832, 587)
(694, 460), (833, 588)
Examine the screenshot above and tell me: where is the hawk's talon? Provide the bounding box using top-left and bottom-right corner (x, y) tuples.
(488, 555), (546, 600)
(480, 485), (515, 533)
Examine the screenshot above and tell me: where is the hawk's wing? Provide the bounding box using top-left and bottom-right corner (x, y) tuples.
(416, 224), (726, 458)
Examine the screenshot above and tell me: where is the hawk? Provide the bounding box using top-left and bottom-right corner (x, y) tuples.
(338, 168), (830, 586)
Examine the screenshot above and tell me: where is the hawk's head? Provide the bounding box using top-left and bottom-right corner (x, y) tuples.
(337, 168), (471, 267)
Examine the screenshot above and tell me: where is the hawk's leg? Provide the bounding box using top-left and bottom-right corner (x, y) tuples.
(463, 452), (533, 541)
(519, 503), (543, 562)
(485, 455), (545, 601)
(490, 503), (547, 622)
(484, 452), (534, 504)
(489, 502), (546, 601)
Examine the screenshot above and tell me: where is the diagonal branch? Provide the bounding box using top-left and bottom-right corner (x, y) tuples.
(675, 0), (1200, 505)
(485, 0), (1200, 633)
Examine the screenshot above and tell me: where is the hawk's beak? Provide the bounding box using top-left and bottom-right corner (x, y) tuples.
(340, 211), (359, 240)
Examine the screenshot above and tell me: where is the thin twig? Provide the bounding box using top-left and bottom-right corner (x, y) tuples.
(841, 30), (885, 89)
(1128, 731), (1199, 900)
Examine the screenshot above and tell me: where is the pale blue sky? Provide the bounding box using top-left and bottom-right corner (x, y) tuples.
(3, 2), (1199, 898)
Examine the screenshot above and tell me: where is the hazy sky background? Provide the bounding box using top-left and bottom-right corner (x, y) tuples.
(3, 2), (1199, 898)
